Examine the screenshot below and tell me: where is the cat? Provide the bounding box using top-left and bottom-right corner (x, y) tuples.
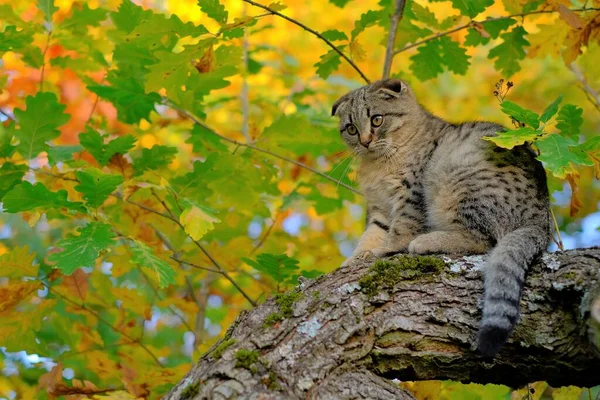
(331, 79), (551, 357)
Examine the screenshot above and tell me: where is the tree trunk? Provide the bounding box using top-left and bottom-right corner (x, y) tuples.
(165, 249), (600, 400)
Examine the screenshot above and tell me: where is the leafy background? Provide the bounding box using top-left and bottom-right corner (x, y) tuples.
(0, 0), (599, 398)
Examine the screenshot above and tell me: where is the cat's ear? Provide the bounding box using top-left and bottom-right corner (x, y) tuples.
(331, 95), (349, 116)
(376, 79), (405, 100)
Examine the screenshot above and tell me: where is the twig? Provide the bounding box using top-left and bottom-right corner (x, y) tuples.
(151, 189), (258, 306)
(382, 0), (406, 79)
(170, 256), (221, 274)
(249, 212), (281, 257)
(242, 0), (370, 84)
(45, 283), (164, 367)
(40, 30), (52, 91)
(241, 1), (252, 143)
(393, 7), (600, 56)
(570, 63), (600, 114)
(164, 99), (361, 195)
(550, 208), (564, 251)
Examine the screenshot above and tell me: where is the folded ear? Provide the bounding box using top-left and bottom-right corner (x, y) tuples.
(331, 93), (350, 117)
(375, 79), (405, 100)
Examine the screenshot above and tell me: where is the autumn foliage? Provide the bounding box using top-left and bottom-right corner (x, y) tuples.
(0, 0), (599, 398)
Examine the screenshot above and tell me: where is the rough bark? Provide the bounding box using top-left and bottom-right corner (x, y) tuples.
(165, 248), (600, 400)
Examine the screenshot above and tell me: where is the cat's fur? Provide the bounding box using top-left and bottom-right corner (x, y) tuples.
(332, 79), (551, 356)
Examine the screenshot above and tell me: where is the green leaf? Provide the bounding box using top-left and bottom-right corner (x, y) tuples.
(48, 222), (114, 275)
(262, 114), (343, 156)
(0, 163), (27, 199)
(0, 124), (17, 158)
(410, 37), (470, 81)
(321, 29), (348, 42)
(37, 0), (58, 22)
(449, 0), (493, 18)
(46, 145), (82, 165)
(199, 0), (228, 24)
(555, 104), (583, 140)
(179, 199), (221, 241)
(60, 3), (107, 33)
(536, 134), (593, 178)
(241, 253), (299, 282)
(539, 95), (563, 123)
(127, 12), (209, 46)
(110, 0), (153, 33)
(129, 241), (176, 288)
(330, 0), (352, 7)
(0, 25), (34, 52)
(79, 129), (137, 166)
(314, 47), (344, 80)
(133, 145), (178, 176)
(464, 18), (515, 46)
(488, 26), (529, 77)
(500, 100), (540, 129)
(1, 181), (84, 213)
(75, 169), (123, 208)
(14, 92), (70, 159)
(185, 123), (228, 155)
(88, 80), (161, 124)
(482, 126), (540, 149)
(351, 10), (384, 40)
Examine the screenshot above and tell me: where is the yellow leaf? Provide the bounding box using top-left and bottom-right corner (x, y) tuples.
(0, 245), (37, 278)
(179, 204), (221, 241)
(0, 281), (40, 312)
(557, 4), (584, 29)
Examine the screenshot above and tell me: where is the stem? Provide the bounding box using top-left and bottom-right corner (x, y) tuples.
(393, 7), (600, 56)
(569, 63), (600, 114)
(165, 100), (361, 195)
(382, 0), (406, 79)
(550, 208), (564, 251)
(242, 0), (370, 84)
(40, 30), (52, 91)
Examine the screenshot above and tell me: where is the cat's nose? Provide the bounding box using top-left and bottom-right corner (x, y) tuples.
(360, 138), (372, 148)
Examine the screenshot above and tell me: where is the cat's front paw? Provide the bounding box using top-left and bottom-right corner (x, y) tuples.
(408, 234), (438, 254)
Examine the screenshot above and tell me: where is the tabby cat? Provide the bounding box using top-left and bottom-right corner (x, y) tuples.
(332, 79), (551, 357)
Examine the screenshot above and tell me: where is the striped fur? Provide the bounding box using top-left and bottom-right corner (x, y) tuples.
(332, 79), (551, 356)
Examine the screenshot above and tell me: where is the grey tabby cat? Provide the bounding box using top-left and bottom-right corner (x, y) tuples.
(332, 79), (551, 356)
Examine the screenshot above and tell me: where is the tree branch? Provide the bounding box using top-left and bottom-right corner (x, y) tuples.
(570, 63), (600, 114)
(164, 99), (361, 195)
(242, 0), (370, 84)
(382, 0), (406, 79)
(165, 249), (600, 399)
(393, 7), (600, 56)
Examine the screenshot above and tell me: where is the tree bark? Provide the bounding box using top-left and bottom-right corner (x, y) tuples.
(165, 248), (600, 400)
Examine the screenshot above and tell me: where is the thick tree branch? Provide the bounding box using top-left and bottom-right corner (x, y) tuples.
(393, 7), (600, 56)
(165, 248), (600, 399)
(242, 0), (370, 84)
(382, 0), (406, 79)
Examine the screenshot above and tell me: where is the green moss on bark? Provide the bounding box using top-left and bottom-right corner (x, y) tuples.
(235, 349), (260, 373)
(263, 291), (303, 326)
(209, 338), (236, 359)
(359, 255), (445, 297)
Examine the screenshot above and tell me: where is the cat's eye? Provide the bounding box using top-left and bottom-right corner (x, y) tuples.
(371, 115), (384, 127)
(346, 124), (358, 135)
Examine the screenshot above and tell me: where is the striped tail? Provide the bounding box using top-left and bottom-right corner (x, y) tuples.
(477, 225), (549, 357)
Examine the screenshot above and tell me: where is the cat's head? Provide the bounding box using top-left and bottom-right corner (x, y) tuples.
(331, 79), (421, 159)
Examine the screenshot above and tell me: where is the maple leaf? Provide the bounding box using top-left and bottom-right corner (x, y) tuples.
(133, 145), (178, 176)
(88, 79), (161, 124)
(465, 19), (516, 47)
(321, 29), (348, 42)
(539, 95), (563, 123)
(2, 181), (84, 213)
(129, 240), (176, 288)
(75, 169), (123, 208)
(488, 26), (529, 77)
(314, 48), (344, 80)
(79, 129), (136, 166)
(499, 100), (540, 129)
(48, 222), (115, 275)
(179, 199), (221, 241)
(447, 0), (493, 18)
(14, 92), (70, 159)
(37, 0), (58, 22)
(46, 145), (83, 165)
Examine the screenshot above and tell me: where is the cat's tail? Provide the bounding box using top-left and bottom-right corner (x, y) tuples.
(476, 225), (549, 357)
